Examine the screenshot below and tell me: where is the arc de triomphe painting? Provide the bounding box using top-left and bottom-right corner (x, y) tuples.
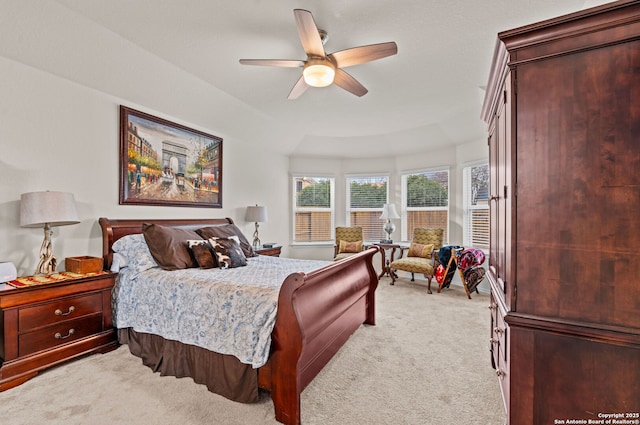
(119, 106), (223, 208)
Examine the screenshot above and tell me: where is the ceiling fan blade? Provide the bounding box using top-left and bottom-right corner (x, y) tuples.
(239, 59), (304, 68)
(294, 9), (325, 58)
(333, 69), (368, 97)
(328, 42), (398, 68)
(288, 76), (310, 100)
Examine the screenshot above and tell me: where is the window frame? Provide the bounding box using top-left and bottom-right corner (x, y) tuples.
(400, 167), (450, 242)
(291, 175), (335, 245)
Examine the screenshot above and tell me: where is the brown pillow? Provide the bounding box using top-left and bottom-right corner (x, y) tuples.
(208, 236), (247, 269)
(196, 224), (256, 258)
(142, 223), (202, 270)
(408, 243), (434, 259)
(338, 240), (363, 254)
(187, 240), (217, 269)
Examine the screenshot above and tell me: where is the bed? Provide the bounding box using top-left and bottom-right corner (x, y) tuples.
(99, 217), (379, 425)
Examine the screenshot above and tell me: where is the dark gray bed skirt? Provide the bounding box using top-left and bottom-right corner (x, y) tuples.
(118, 328), (259, 403)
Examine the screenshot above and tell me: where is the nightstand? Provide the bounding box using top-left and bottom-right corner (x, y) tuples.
(255, 245), (282, 257)
(0, 272), (118, 391)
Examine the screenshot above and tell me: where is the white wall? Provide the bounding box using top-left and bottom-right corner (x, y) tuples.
(0, 2), (290, 276)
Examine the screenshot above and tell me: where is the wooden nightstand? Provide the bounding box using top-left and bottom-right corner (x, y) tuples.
(0, 272), (118, 391)
(255, 245), (282, 257)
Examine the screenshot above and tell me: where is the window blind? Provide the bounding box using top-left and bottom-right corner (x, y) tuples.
(346, 176), (388, 241)
(402, 169), (449, 241)
(463, 163), (489, 249)
(293, 177), (334, 242)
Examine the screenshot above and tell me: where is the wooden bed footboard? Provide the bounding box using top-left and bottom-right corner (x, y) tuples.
(264, 247), (379, 425)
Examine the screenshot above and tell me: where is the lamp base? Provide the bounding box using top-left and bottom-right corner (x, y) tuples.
(35, 223), (57, 275)
(252, 222), (261, 249)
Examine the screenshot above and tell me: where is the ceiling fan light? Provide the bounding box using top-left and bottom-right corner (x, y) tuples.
(303, 63), (335, 87)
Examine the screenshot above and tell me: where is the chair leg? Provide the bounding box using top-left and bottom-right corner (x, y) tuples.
(426, 275), (432, 294)
(390, 268), (397, 285)
(410, 273), (415, 282)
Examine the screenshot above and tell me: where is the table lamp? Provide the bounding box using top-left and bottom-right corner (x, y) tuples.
(245, 205), (268, 249)
(20, 191), (80, 275)
(380, 203), (400, 243)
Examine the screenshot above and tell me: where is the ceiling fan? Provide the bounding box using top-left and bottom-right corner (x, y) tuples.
(239, 9), (398, 99)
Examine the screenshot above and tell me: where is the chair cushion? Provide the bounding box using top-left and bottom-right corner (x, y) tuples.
(390, 257), (435, 275)
(408, 243), (434, 258)
(338, 240), (363, 254)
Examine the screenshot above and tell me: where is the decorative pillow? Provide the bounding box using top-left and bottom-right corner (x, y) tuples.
(186, 240), (217, 269)
(408, 243), (434, 259)
(142, 223), (202, 270)
(111, 234), (158, 275)
(338, 240), (363, 254)
(196, 224), (257, 258)
(208, 236), (247, 269)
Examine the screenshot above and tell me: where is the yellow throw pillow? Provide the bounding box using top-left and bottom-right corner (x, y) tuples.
(339, 240), (363, 254)
(408, 243), (434, 258)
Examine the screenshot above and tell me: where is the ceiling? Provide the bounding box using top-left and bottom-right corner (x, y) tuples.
(52, 0), (607, 159)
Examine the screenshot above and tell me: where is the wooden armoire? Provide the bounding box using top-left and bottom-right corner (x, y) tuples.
(481, 1), (640, 423)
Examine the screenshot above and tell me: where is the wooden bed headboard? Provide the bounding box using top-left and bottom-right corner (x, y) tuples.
(98, 217), (234, 269)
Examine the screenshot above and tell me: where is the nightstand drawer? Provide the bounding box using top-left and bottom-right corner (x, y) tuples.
(18, 313), (104, 357)
(18, 293), (103, 332)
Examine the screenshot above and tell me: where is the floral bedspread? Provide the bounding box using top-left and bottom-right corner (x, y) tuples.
(113, 255), (329, 368)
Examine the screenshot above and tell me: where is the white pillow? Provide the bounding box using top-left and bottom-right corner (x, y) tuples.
(111, 234), (158, 275)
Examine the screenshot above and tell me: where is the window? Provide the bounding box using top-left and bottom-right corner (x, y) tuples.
(292, 176), (334, 243)
(463, 163), (489, 249)
(401, 168), (449, 241)
(346, 175), (388, 241)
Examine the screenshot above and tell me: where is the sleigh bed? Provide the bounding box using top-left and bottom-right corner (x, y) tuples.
(99, 217), (379, 425)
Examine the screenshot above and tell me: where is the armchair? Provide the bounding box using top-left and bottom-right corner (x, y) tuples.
(333, 226), (364, 261)
(389, 228), (444, 293)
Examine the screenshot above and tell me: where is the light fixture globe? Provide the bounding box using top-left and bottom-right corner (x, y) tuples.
(303, 58), (335, 87)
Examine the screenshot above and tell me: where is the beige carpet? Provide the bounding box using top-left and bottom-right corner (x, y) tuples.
(1, 278), (506, 425)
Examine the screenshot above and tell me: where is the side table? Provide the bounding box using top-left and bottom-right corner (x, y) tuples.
(373, 242), (408, 279)
(0, 272), (118, 391)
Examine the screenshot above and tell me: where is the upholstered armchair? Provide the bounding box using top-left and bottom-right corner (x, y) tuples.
(333, 226), (364, 261)
(389, 228), (444, 293)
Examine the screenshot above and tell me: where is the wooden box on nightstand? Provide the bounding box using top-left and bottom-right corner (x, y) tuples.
(255, 245), (282, 257)
(0, 272), (118, 391)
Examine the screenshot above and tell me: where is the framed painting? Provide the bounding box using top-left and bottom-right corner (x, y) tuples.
(119, 106), (222, 208)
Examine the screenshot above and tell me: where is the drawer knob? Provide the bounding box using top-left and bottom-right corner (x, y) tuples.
(489, 338), (498, 345)
(494, 327), (504, 335)
(54, 329), (76, 340)
(496, 369), (505, 379)
(54, 306), (75, 316)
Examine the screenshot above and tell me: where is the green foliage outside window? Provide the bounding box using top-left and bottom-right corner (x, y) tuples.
(349, 180), (387, 208)
(297, 179), (331, 207)
(407, 173), (449, 207)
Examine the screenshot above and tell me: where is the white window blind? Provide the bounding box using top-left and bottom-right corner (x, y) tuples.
(293, 176), (334, 243)
(346, 176), (388, 241)
(401, 169), (449, 242)
(463, 163), (489, 249)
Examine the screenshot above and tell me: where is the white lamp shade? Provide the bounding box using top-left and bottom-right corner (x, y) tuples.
(20, 191), (80, 228)
(380, 203), (400, 220)
(245, 205), (268, 223)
